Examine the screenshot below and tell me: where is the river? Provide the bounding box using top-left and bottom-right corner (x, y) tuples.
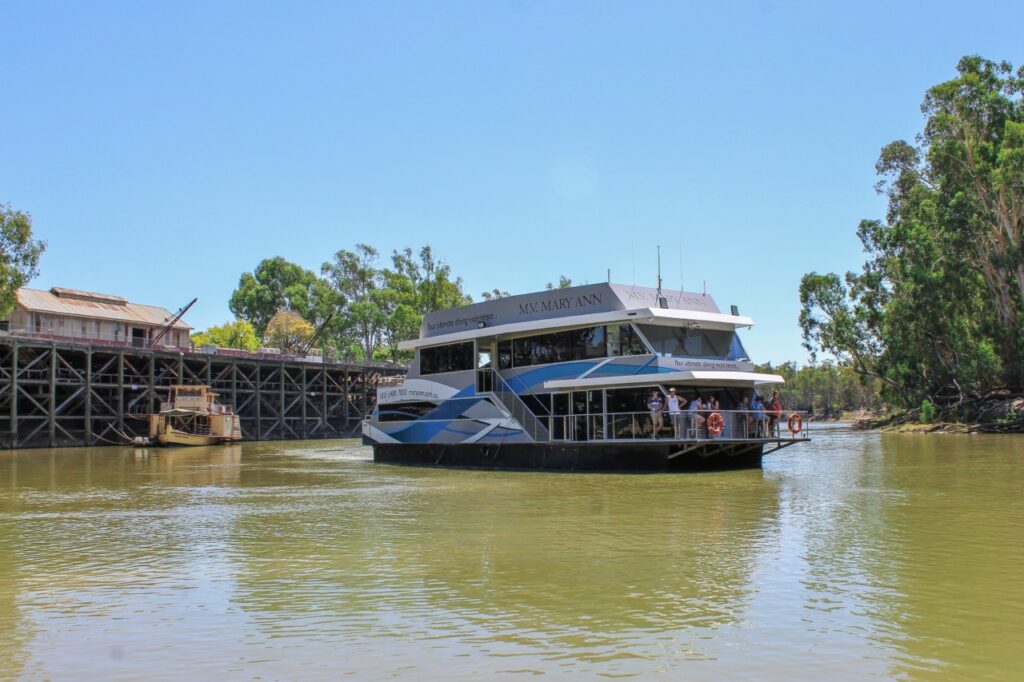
(0, 426), (1021, 680)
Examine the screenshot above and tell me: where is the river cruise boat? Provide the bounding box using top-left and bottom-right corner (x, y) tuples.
(148, 385), (243, 446)
(363, 283), (810, 471)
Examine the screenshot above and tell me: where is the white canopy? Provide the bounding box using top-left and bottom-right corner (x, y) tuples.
(543, 370), (785, 391)
(398, 307), (754, 350)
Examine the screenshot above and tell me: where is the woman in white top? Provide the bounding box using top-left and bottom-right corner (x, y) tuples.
(666, 388), (687, 440)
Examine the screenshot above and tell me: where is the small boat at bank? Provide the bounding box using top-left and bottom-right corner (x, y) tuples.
(363, 282), (811, 472)
(149, 385), (243, 446)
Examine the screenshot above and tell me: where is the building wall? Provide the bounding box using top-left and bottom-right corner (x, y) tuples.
(6, 307), (190, 349)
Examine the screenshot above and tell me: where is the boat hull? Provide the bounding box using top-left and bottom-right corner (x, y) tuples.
(370, 441), (765, 472)
(156, 429), (236, 447)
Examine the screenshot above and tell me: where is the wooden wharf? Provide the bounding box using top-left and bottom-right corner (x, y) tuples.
(0, 336), (405, 448)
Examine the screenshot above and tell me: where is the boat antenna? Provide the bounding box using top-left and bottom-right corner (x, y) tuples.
(656, 246), (670, 309)
(656, 245), (663, 296)
(632, 242), (636, 287)
(607, 268), (611, 283)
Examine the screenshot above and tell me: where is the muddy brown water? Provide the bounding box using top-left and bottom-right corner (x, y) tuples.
(1, 426), (1022, 679)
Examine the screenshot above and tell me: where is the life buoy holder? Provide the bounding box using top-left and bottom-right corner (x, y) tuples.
(707, 411), (724, 436)
(787, 413), (803, 434)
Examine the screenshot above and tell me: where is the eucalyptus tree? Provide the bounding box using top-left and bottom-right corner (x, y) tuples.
(800, 56), (1023, 405)
(321, 244), (473, 362)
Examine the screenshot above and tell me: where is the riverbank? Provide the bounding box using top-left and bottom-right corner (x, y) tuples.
(850, 392), (1024, 434)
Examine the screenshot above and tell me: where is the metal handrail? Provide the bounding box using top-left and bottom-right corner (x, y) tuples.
(490, 369), (550, 442)
(593, 409), (812, 441)
(375, 404), (811, 444)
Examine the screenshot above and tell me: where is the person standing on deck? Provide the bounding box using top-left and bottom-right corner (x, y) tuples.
(688, 393), (705, 438)
(666, 388), (687, 440)
(647, 390), (665, 439)
(738, 396), (753, 437)
(768, 390), (783, 437)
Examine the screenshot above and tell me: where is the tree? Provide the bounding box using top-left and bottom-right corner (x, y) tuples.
(379, 246), (471, 361)
(322, 244), (385, 360)
(481, 288), (511, 300)
(0, 203), (46, 317)
(800, 56), (1022, 406)
(546, 276), (573, 290)
(191, 320), (261, 351)
(322, 244), (472, 362)
(230, 257), (339, 336)
(263, 309), (315, 354)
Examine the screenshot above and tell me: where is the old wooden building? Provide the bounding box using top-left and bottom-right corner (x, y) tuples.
(3, 287), (191, 350)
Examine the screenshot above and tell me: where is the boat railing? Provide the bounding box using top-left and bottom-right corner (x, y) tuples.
(157, 401), (233, 415)
(543, 409), (813, 442)
(489, 369), (551, 442)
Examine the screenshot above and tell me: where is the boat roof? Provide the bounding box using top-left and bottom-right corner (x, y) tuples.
(402, 283), (753, 350)
(544, 370), (785, 390)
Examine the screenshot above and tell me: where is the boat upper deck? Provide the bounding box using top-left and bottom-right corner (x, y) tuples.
(401, 283), (753, 350)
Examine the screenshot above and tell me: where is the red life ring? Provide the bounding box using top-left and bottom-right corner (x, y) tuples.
(707, 412), (724, 436)
(787, 413), (803, 434)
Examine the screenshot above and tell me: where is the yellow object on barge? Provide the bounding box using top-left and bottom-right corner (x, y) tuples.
(148, 385), (243, 446)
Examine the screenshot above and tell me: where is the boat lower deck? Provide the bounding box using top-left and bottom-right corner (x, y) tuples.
(372, 437), (808, 472)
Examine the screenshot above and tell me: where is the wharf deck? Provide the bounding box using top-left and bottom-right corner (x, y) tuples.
(0, 336), (405, 448)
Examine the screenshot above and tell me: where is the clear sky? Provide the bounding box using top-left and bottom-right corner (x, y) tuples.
(2, 0), (1022, 363)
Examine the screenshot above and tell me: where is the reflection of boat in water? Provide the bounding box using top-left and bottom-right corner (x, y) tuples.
(363, 282), (811, 471)
(148, 385), (243, 446)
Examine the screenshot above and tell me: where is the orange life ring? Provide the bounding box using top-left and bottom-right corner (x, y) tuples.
(707, 411), (724, 436)
(787, 413), (803, 434)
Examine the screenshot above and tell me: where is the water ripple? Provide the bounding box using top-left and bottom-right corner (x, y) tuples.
(0, 433), (1022, 679)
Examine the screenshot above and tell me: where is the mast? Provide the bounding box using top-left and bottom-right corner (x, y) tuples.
(656, 245), (662, 296)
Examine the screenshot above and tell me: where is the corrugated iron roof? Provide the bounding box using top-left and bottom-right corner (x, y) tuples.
(16, 288), (192, 330)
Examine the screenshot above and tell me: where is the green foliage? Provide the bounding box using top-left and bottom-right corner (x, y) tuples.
(0, 203), (46, 317)
(920, 399), (936, 424)
(264, 309), (315, 353)
(321, 244), (472, 362)
(230, 257), (339, 336)
(756, 361), (883, 415)
(191, 320), (260, 351)
(800, 55), (1024, 406)
(546, 276), (573, 290)
(481, 288), (511, 300)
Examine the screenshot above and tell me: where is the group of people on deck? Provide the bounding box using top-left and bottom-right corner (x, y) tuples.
(645, 388), (783, 440)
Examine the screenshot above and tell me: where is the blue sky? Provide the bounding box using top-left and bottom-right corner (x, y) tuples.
(2, 0), (1022, 363)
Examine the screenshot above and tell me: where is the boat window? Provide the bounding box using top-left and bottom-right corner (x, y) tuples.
(606, 387), (657, 413)
(509, 325), (609, 368)
(635, 324), (734, 358)
(522, 393), (551, 417)
(552, 393), (570, 416)
(571, 391), (587, 415)
(497, 340), (512, 369)
(728, 334), (750, 361)
(579, 326), (605, 359)
(607, 324), (647, 356)
(377, 401), (437, 422)
(420, 342), (475, 375)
